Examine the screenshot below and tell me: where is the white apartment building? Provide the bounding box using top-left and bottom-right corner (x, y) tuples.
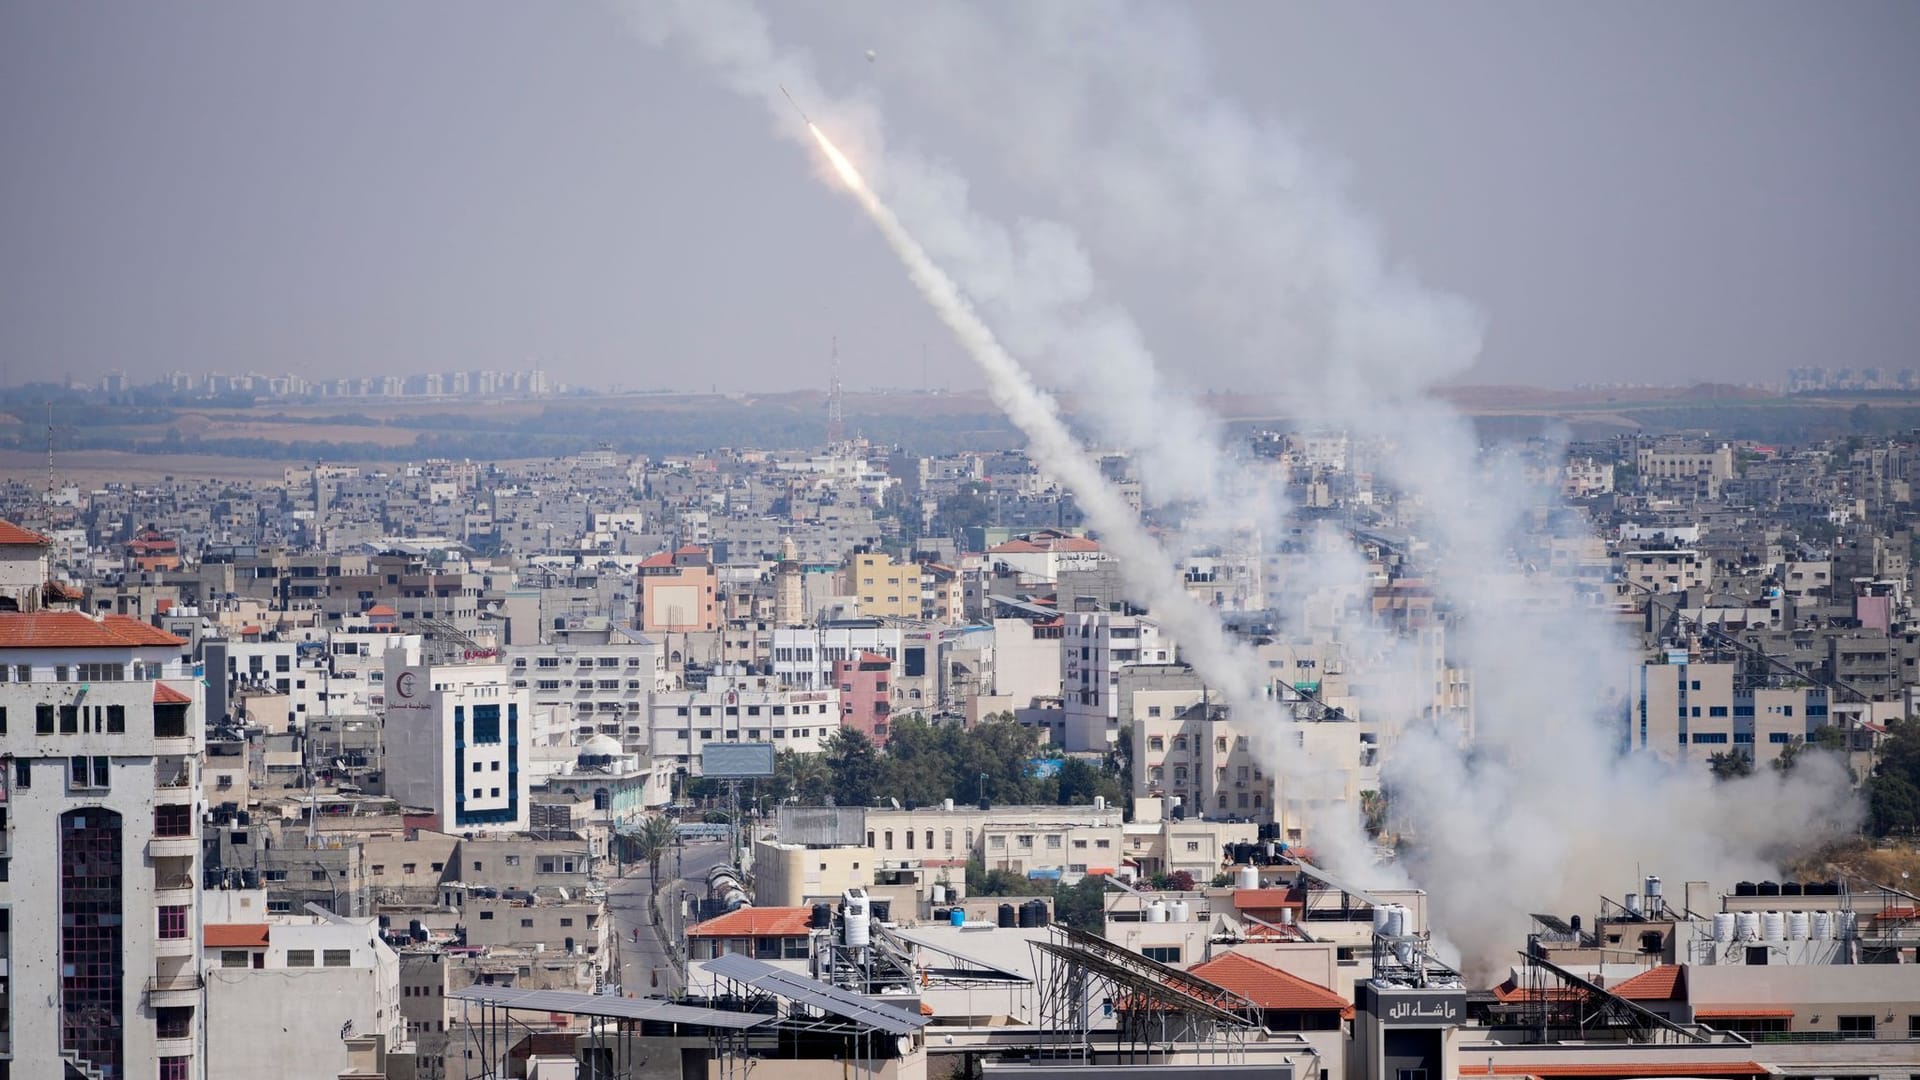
(1061, 613), (1174, 752)
(202, 907), (403, 1080)
(1619, 548), (1715, 595)
(770, 623), (902, 690)
(384, 637), (532, 834)
(508, 631), (668, 749)
(0, 611), (204, 1080)
(648, 675), (842, 776)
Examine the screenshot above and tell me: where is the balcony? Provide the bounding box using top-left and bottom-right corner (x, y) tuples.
(156, 755), (194, 789)
(154, 874), (195, 906)
(154, 1035), (196, 1058)
(154, 934), (195, 959)
(146, 972), (204, 1008)
(148, 835), (198, 859)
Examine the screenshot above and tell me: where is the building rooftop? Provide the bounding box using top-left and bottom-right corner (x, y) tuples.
(0, 611), (186, 649)
(1186, 951), (1349, 1014)
(153, 682), (193, 705)
(687, 906), (814, 938)
(1608, 963), (1686, 1001)
(205, 924), (271, 948)
(0, 520), (50, 546)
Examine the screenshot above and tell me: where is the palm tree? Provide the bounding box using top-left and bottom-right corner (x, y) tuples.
(633, 815), (680, 885)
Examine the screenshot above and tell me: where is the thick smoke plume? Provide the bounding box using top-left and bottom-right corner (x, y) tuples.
(629, 0), (1862, 975)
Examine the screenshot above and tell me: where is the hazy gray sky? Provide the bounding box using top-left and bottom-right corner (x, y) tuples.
(3, 2), (1916, 392)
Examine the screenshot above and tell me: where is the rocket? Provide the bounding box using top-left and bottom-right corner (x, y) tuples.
(779, 84), (812, 127)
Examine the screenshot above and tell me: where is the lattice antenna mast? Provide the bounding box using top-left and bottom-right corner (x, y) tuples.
(826, 336), (846, 445)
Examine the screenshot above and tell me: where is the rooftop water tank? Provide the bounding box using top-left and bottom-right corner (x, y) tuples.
(1712, 913), (1735, 943)
(1373, 905), (1393, 935)
(844, 890), (871, 947)
(1781, 880), (1804, 897)
(1734, 881), (1758, 897)
(1757, 881), (1781, 897)
(810, 903), (832, 929)
(1022, 899), (1049, 928)
(1237, 865), (1260, 890)
(997, 903), (1016, 929)
(1385, 905), (1407, 938)
(950, 907), (966, 927)
(1762, 911), (1785, 941)
(1787, 911), (1809, 941)
(1811, 911), (1833, 940)
(1146, 900), (1167, 923)
(1168, 900), (1191, 924)
(1734, 912), (1760, 941)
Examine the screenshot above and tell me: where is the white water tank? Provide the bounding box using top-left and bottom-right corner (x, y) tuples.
(1787, 911), (1809, 941)
(1236, 864), (1260, 890)
(1811, 911), (1833, 940)
(1169, 900), (1190, 923)
(1145, 900), (1168, 923)
(843, 890), (871, 948)
(1386, 905), (1407, 938)
(1734, 911), (1761, 941)
(1837, 910), (1858, 940)
(931, 884), (946, 905)
(1623, 893), (1641, 917)
(1373, 905), (1393, 935)
(1280, 907), (1294, 926)
(1762, 911), (1785, 941)
(942, 798), (955, 812)
(1712, 913), (1735, 942)
(1644, 875), (1662, 914)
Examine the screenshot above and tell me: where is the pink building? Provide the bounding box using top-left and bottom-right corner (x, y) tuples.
(835, 651), (895, 742)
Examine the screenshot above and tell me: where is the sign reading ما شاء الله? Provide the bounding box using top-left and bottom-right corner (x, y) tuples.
(1371, 986), (1466, 1026)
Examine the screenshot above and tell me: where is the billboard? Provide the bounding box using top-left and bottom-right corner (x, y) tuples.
(701, 742), (776, 779)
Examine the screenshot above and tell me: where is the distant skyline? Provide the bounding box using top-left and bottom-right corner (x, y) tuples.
(3, 2), (1917, 393)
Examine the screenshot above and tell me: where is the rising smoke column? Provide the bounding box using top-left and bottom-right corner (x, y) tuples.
(619, 0), (1380, 873)
(819, 0), (1862, 975)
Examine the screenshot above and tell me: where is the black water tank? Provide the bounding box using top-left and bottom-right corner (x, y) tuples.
(1735, 881), (1758, 896)
(1570, 914), (1582, 933)
(1782, 881), (1804, 896)
(1825, 880), (1845, 895)
(1171, 804), (1186, 821)
(1757, 881), (1781, 897)
(810, 903), (832, 929)
(998, 903), (1017, 928)
(378, 914), (391, 929)
(242, 869), (260, 889)
(979, 798), (991, 812)
(236, 811), (251, 826)
(871, 899), (891, 923)
(1023, 899), (1049, 927)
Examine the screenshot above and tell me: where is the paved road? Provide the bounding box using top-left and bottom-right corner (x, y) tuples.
(606, 839), (731, 997)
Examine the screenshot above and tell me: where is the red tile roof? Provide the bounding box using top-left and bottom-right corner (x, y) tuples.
(1186, 951), (1348, 1013)
(0, 521), (50, 546)
(687, 907), (814, 938)
(153, 682), (193, 705)
(1484, 1064), (1763, 1078)
(0, 612), (186, 650)
(205, 924), (270, 948)
(1231, 888), (1300, 909)
(639, 552), (675, 568)
(1608, 963), (1685, 1001)
(364, 603), (398, 617)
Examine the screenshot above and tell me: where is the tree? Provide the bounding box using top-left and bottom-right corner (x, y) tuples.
(822, 729), (885, 807)
(631, 815), (679, 886)
(1866, 718), (1920, 837)
(1165, 870), (1196, 892)
(1052, 874), (1107, 934)
(1708, 750), (1754, 781)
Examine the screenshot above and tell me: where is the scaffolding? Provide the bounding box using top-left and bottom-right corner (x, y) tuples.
(451, 985), (772, 1080)
(1510, 950), (1709, 1046)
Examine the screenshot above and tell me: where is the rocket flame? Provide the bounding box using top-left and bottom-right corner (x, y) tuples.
(808, 124), (867, 192)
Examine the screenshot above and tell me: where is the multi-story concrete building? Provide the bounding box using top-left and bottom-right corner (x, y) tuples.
(1629, 658), (1834, 765)
(647, 675), (842, 777)
(508, 629), (667, 749)
(636, 545), (717, 633)
(1061, 612), (1175, 751)
(832, 652), (895, 743)
(383, 637), (532, 833)
(0, 610), (203, 1080)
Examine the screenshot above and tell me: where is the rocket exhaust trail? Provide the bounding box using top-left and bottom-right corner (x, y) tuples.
(803, 123), (1374, 869)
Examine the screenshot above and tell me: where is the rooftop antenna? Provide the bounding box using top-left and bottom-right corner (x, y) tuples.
(45, 400), (54, 510)
(826, 335), (846, 445)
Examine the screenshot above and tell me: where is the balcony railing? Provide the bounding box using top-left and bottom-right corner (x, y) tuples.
(146, 973), (204, 995)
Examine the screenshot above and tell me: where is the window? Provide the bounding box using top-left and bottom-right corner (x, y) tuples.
(559, 918), (574, 927)
(161, 1057), (193, 1080)
(157, 1005), (195, 1038)
(221, 949), (250, 968)
(479, 911), (495, 921)
(106, 704), (125, 732)
(1837, 1015), (1875, 1039)
(70, 754), (110, 790)
(520, 918), (534, 928)
(12, 758), (28, 789)
(287, 949), (316, 967)
(60, 704), (79, 733)
(155, 804), (192, 837)
(1141, 946), (1181, 963)
(158, 905), (189, 939)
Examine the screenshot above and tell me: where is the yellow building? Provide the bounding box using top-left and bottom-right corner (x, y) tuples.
(852, 552), (921, 619)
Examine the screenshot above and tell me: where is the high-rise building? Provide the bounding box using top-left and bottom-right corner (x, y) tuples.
(0, 611), (202, 1080)
(382, 636), (531, 834)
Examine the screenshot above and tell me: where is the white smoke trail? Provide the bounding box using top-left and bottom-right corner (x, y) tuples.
(829, 0), (1862, 975)
(618, 0), (1378, 873)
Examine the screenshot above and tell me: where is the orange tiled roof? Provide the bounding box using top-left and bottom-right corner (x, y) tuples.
(205, 924), (270, 948)
(153, 682), (193, 705)
(1609, 963), (1685, 1001)
(0, 612), (186, 650)
(1231, 888), (1300, 908)
(1186, 951), (1348, 1012)
(364, 603), (398, 617)
(1484, 1064), (1763, 1078)
(0, 521), (50, 546)
(639, 552), (676, 568)
(687, 907), (814, 938)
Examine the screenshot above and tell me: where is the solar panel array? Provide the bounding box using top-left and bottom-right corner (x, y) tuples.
(449, 985), (772, 1030)
(704, 953), (928, 1035)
